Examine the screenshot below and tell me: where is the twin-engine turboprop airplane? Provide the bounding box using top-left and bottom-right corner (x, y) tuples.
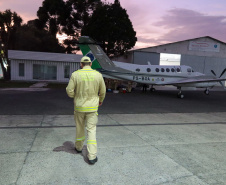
(78, 36), (226, 98)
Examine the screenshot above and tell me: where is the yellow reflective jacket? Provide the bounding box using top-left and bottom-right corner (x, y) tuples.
(66, 66), (106, 112)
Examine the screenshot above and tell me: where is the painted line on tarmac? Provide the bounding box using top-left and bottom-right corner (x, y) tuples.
(0, 121), (226, 129)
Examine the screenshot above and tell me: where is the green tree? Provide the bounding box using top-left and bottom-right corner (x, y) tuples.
(37, 0), (102, 53)
(81, 0), (137, 56)
(62, 0), (102, 53)
(0, 9), (22, 52)
(0, 9), (22, 79)
(14, 24), (65, 53)
(37, 0), (71, 36)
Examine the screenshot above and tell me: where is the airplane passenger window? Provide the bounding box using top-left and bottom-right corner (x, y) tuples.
(155, 68), (159, 72)
(176, 68), (181, 72)
(166, 68), (170, 72)
(171, 68), (175, 72)
(136, 68), (140, 72)
(187, 68), (191, 72)
(161, 68), (165, 72)
(147, 68), (151, 72)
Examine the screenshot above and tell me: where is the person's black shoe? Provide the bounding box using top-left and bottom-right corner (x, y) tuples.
(88, 157), (98, 165)
(75, 148), (82, 153)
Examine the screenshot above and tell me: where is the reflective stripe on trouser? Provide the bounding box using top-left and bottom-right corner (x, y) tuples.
(74, 111), (98, 160)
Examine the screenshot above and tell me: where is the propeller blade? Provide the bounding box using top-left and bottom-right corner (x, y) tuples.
(219, 81), (224, 87)
(219, 68), (226, 78)
(211, 70), (217, 76)
(219, 81), (226, 89)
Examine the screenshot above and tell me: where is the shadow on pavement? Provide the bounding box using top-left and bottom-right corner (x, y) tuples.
(53, 141), (91, 165)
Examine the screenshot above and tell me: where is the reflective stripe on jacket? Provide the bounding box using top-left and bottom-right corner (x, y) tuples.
(66, 66), (106, 112)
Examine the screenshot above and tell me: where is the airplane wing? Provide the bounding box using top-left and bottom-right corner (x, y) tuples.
(159, 76), (226, 85)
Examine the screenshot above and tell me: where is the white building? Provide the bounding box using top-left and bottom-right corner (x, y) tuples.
(9, 50), (82, 82)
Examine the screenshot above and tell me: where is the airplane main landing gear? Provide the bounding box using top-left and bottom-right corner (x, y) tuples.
(204, 88), (210, 95)
(150, 85), (156, 92)
(150, 88), (156, 92)
(177, 87), (184, 99)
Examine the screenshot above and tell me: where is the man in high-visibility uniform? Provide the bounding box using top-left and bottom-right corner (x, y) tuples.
(66, 56), (106, 164)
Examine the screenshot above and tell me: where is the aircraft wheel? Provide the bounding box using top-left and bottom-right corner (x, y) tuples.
(177, 93), (184, 99)
(204, 89), (209, 95)
(150, 88), (156, 92)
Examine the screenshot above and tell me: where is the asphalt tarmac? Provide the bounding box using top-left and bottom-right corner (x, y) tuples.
(1, 86), (226, 184)
(0, 86), (225, 115)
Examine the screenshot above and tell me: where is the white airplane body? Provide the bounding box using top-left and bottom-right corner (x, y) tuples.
(112, 61), (217, 88)
(78, 36), (226, 98)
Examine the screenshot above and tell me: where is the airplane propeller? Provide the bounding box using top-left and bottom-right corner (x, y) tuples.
(210, 70), (217, 76)
(211, 69), (226, 88)
(219, 68), (226, 78)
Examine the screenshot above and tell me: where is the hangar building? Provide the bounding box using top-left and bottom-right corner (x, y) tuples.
(113, 36), (226, 79)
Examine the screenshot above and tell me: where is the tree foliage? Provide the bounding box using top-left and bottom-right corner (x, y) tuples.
(81, 0), (137, 56)
(62, 0), (102, 53)
(0, 9), (23, 79)
(36, 0), (137, 55)
(14, 25), (65, 53)
(0, 9), (22, 52)
(37, 0), (71, 36)
(37, 0), (102, 53)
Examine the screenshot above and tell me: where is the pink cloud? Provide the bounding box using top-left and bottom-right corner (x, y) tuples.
(137, 8), (226, 47)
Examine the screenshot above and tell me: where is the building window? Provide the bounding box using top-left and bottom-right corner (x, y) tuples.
(33, 64), (57, 80)
(147, 68), (151, 72)
(161, 68), (165, 72)
(64, 65), (70, 78)
(155, 68), (159, 72)
(19, 63), (24, 77)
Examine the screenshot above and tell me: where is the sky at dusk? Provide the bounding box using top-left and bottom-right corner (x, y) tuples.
(1, 0), (226, 49)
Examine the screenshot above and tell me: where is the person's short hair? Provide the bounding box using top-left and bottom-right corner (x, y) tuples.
(81, 56), (91, 63)
(82, 62), (91, 66)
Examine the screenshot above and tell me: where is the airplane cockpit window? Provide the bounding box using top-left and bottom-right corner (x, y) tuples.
(136, 68), (140, 72)
(155, 68), (159, 72)
(161, 68), (165, 72)
(147, 68), (151, 72)
(171, 68), (175, 72)
(166, 68), (170, 72)
(187, 68), (192, 72)
(176, 68), (181, 72)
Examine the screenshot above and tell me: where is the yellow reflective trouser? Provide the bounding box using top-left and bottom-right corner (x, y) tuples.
(74, 111), (98, 160)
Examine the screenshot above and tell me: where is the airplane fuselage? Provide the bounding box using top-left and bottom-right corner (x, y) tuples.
(110, 62), (217, 88)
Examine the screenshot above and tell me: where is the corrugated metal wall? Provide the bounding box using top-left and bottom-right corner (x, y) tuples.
(181, 54), (226, 77)
(133, 51), (160, 65)
(11, 59), (80, 82)
(181, 55), (206, 73)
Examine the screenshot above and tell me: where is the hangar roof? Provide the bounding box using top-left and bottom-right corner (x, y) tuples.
(8, 50), (82, 63)
(134, 36), (226, 52)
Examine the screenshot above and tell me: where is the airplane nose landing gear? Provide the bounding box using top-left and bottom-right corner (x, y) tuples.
(177, 93), (184, 99)
(204, 88), (210, 95)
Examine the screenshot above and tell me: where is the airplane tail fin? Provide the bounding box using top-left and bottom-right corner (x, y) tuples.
(78, 36), (116, 70)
